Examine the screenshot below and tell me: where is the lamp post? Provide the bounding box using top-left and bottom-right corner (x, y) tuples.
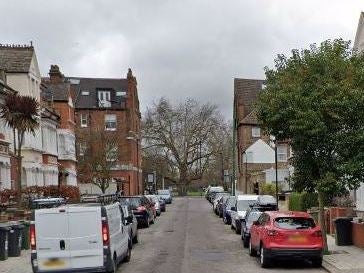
(242, 150), (248, 194)
(270, 132), (282, 209)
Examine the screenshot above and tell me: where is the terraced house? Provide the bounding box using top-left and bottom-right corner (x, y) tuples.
(69, 69), (142, 195)
(0, 44), (71, 188)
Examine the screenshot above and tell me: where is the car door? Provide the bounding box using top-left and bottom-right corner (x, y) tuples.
(251, 213), (266, 247)
(230, 199), (238, 227)
(256, 214), (270, 246)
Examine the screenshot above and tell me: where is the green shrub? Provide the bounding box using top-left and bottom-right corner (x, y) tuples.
(288, 192), (303, 211)
(260, 183), (282, 195)
(300, 192), (318, 211)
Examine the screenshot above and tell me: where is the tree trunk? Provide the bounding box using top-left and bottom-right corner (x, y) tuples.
(318, 191), (328, 252)
(16, 131), (24, 206)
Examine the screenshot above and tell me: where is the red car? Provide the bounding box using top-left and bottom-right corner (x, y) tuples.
(249, 211), (323, 268)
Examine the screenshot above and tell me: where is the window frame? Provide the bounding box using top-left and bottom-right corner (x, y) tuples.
(80, 114), (88, 127)
(277, 144), (287, 162)
(251, 127), (261, 138)
(104, 114), (117, 131)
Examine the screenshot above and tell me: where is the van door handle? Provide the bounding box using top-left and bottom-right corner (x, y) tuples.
(60, 240), (65, 250)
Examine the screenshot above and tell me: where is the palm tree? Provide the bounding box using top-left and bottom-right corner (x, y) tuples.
(0, 93), (39, 202)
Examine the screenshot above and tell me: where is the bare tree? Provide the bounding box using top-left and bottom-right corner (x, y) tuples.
(76, 127), (120, 193)
(143, 98), (228, 195)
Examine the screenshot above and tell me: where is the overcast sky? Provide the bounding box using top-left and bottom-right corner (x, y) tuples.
(1, 0), (363, 118)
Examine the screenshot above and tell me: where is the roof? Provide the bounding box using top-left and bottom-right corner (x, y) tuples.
(69, 77), (128, 109)
(265, 211), (311, 218)
(234, 78), (264, 120)
(236, 194), (259, 200)
(0, 44), (34, 73)
(41, 82), (70, 102)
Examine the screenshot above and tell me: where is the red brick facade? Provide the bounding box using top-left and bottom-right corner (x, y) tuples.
(73, 69), (142, 195)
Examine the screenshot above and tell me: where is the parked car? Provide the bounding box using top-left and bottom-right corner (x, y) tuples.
(217, 195), (230, 218)
(146, 195), (161, 216)
(241, 200), (277, 248)
(120, 203), (139, 244)
(223, 196), (237, 225)
(230, 194), (259, 234)
(29, 197), (66, 209)
(212, 192), (230, 213)
(157, 189), (173, 204)
(120, 196), (155, 228)
(31, 201), (132, 273)
(207, 187), (225, 203)
(158, 196), (166, 212)
(249, 211), (323, 268)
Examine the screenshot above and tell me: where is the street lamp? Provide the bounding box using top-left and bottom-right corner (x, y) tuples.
(270, 131), (283, 209)
(242, 150), (248, 194)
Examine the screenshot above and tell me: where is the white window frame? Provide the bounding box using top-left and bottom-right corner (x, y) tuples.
(277, 144), (287, 162)
(98, 91), (111, 107)
(105, 114), (117, 131)
(252, 127), (261, 138)
(79, 142), (87, 156)
(106, 144), (118, 162)
(80, 114), (88, 127)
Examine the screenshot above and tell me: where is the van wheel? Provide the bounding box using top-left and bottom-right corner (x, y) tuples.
(108, 255), (117, 273)
(124, 244), (132, 263)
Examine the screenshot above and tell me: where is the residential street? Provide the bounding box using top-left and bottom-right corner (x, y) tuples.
(120, 197), (326, 273)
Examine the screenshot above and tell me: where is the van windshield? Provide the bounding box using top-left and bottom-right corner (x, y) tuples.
(237, 200), (256, 211)
(121, 198), (141, 209)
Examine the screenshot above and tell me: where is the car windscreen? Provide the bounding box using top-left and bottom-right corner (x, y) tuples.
(157, 190), (170, 195)
(237, 200), (257, 211)
(274, 217), (316, 230)
(209, 187), (224, 193)
(121, 198), (141, 209)
(247, 211), (262, 224)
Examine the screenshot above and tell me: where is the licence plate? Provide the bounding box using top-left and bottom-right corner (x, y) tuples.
(43, 259), (65, 268)
(289, 235), (307, 243)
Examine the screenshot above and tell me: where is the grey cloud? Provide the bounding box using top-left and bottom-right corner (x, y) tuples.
(0, 0), (363, 118)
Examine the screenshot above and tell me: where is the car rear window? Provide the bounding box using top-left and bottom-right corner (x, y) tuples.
(237, 200), (257, 211)
(120, 198), (141, 209)
(247, 211), (262, 223)
(157, 190), (170, 195)
(274, 217), (316, 230)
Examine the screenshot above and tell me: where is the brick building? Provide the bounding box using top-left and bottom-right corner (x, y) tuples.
(69, 69), (142, 195)
(234, 78), (291, 194)
(41, 65), (77, 186)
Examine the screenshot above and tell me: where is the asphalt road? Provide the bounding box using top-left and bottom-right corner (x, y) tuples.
(119, 197), (326, 273)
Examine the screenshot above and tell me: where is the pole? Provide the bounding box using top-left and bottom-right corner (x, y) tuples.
(275, 143), (279, 209)
(232, 105), (236, 196)
(162, 176), (165, 190)
(221, 152), (224, 186)
(245, 154), (248, 194)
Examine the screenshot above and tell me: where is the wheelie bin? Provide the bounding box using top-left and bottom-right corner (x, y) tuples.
(19, 220), (30, 250)
(0, 224), (11, 260)
(8, 222), (24, 257)
(334, 217), (353, 246)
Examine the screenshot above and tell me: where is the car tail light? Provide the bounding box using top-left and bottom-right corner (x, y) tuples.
(313, 230), (322, 237)
(267, 229), (278, 236)
(30, 224), (36, 250)
(137, 206), (146, 212)
(102, 221), (110, 246)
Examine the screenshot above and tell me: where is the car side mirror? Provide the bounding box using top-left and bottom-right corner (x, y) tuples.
(231, 207), (236, 211)
(241, 218), (246, 223)
(253, 220), (259, 226)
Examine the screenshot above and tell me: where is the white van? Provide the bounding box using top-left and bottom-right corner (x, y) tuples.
(230, 194), (259, 234)
(30, 202), (131, 273)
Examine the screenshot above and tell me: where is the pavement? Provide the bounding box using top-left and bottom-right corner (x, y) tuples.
(2, 197), (360, 273)
(323, 235), (364, 273)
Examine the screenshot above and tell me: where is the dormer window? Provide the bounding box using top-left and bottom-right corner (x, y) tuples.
(98, 90), (111, 107)
(116, 91), (126, 96)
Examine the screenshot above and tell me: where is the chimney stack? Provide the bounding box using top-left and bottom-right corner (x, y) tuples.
(49, 65), (64, 83)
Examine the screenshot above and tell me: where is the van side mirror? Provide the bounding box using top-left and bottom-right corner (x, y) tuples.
(124, 215), (133, 225)
(231, 207), (236, 211)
